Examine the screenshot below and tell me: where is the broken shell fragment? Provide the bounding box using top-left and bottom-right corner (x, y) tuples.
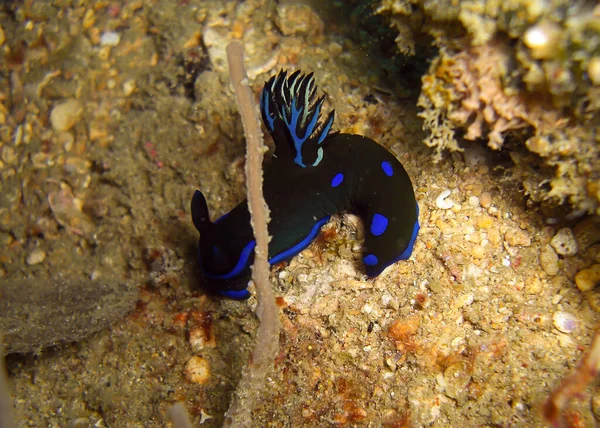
(552, 311), (578, 334)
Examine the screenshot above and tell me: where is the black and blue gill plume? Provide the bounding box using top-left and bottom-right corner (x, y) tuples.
(192, 69), (420, 299)
(260, 70), (335, 167)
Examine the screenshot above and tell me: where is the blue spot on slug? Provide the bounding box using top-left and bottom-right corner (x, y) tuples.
(381, 161), (393, 177)
(363, 254), (378, 266)
(331, 173), (344, 188)
(370, 213), (388, 236)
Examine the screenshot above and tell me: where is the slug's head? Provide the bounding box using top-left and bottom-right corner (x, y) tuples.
(191, 190), (251, 299)
(260, 70), (335, 168)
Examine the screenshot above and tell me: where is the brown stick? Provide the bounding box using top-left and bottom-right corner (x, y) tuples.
(223, 40), (279, 428)
(544, 329), (600, 425)
(0, 340), (15, 428)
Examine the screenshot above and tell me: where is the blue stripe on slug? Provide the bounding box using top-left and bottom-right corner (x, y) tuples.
(269, 216), (331, 265)
(218, 289), (251, 299)
(398, 204), (420, 260)
(204, 240), (257, 280)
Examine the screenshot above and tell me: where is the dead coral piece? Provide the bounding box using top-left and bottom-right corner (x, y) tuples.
(419, 39), (599, 213)
(381, 0), (600, 214)
(419, 39), (561, 153)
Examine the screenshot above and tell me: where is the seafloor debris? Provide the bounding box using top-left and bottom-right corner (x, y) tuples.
(0, 277), (137, 355)
(184, 356), (211, 385)
(379, 0), (600, 214)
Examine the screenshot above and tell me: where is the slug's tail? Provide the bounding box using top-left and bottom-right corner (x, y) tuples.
(260, 70), (336, 168)
(191, 190), (211, 233)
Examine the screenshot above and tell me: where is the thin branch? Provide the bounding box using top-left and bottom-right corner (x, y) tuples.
(544, 329), (600, 425)
(222, 40), (280, 428)
(0, 340), (15, 428)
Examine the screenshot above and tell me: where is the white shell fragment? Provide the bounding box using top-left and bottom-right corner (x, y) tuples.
(550, 227), (578, 257)
(552, 311), (578, 334)
(435, 189), (455, 210)
(100, 31), (121, 47)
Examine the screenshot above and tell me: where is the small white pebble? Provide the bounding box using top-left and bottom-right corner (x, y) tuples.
(361, 302), (373, 314)
(502, 256), (511, 267)
(100, 31), (121, 47)
(122, 79), (136, 96)
(524, 26), (550, 49)
(523, 22), (560, 59)
(468, 196), (479, 208)
(435, 189), (455, 210)
(552, 311), (578, 334)
(26, 248), (46, 265)
(550, 227), (578, 256)
(50, 99), (83, 132)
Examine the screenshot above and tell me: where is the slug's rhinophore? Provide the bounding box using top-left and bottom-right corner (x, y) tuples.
(192, 70), (419, 299)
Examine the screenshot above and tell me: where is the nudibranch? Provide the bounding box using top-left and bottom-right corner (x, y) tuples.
(192, 70), (419, 299)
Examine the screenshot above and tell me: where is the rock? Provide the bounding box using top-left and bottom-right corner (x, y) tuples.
(470, 244), (485, 259)
(504, 229), (531, 247)
(50, 99), (83, 132)
(0, 277), (137, 354)
(540, 244), (560, 275)
(550, 227), (578, 256)
(202, 27), (228, 72)
(476, 214), (494, 229)
(479, 192), (492, 208)
(100, 31), (121, 47)
(1, 145), (17, 165)
(552, 311), (578, 334)
(184, 356), (210, 384)
(275, 3), (324, 38)
(575, 264), (600, 292)
(573, 216), (600, 252)
(443, 360), (472, 402)
(525, 276), (543, 294)
(26, 249), (46, 265)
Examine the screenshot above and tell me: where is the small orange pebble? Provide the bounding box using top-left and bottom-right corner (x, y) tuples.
(476, 214), (495, 228)
(172, 312), (188, 328)
(388, 315), (420, 341)
(231, 20), (245, 39)
(187, 310), (215, 351)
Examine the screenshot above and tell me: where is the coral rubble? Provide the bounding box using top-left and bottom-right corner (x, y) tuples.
(379, 0), (600, 214)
